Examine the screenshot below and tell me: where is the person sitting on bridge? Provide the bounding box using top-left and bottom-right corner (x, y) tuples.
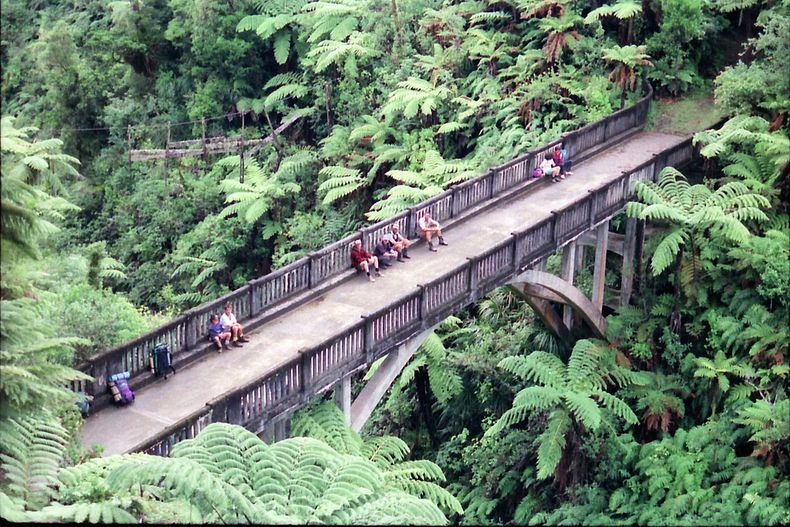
(552, 143), (573, 177)
(541, 152), (562, 183)
(208, 314), (232, 352)
(221, 303), (248, 347)
(373, 237), (398, 267)
(418, 211), (448, 252)
(382, 224), (411, 261)
(351, 239), (381, 282)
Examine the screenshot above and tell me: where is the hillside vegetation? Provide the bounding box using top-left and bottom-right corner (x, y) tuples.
(1, 0), (788, 524)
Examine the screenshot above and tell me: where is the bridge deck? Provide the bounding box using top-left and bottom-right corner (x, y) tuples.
(81, 131), (684, 455)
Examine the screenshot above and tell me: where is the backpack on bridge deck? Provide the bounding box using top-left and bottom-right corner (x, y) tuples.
(108, 372), (135, 406)
(149, 343), (176, 379)
(532, 167), (544, 178)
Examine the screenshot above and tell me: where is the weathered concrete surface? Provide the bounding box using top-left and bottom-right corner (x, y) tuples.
(81, 131), (684, 455)
(512, 270), (607, 338)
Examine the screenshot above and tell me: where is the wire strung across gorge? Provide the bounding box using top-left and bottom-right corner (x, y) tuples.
(32, 110), (248, 138)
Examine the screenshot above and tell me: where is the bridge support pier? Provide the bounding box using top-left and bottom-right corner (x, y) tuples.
(591, 221), (609, 311)
(261, 416), (290, 444)
(620, 218), (638, 306)
(334, 376), (352, 425)
(350, 329), (433, 433)
(561, 243), (577, 329)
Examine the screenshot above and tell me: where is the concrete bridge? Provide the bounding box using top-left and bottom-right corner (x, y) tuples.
(76, 91), (695, 456)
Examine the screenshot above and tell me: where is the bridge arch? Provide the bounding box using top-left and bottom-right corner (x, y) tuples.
(509, 270), (607, 339)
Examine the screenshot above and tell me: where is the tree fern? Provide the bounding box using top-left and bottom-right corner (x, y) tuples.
(626, 168), (769, 282)
(486, 339), (644, 480)
(0, 415), (69, 512)
(291, 402), (463, 518)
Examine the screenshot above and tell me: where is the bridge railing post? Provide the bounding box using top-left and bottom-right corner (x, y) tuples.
(248, 279), (258, 317)
(407, 206), (418, 239)
(467, 257), (480, 302)
(299, 350), (314, 402)
(361, 314), (374, 364)
(184, 310), (197, 349)
(488, 169), (497, 199)
(417, 284), (428, 323)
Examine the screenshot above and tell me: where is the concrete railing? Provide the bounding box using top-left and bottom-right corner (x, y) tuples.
(73, 85), (653, 412)
(133, 133), (694, 457)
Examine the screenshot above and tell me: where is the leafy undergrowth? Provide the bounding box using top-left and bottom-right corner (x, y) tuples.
(648, 89), (726, 136)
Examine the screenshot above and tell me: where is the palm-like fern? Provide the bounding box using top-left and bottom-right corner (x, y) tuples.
(621, 371), (689, 433)
(537, 12), (582, 65)
(0, 415), (69, 512)
(367, 150), (476, 221)
(6, 419), (456, 524)
(0, 297), (90, 420)
(381, 77), (454, 122)
(601, 44), (652, 108)
(584, 0), (642, 44)
(291, 402), (463, 517)
(485, 339), (646, 480)
(1, 117), (81, 260)
(625, 167), (770, 287)
(219, 152), (311, 225)
(0, 116), (80, 195)
(733, 399), (790, 463)
(694, 115), (790, 177)
(84, 241), (126, 289)
(237, 0), (307, 64)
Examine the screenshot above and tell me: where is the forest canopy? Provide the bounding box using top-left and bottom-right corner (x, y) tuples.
(1, 0), (788, 524)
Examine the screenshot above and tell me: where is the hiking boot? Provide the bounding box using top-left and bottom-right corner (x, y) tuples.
(428, 242), (438, 252)
(560, 174), (565, 179)
(239, 336), (250, 343)
(233, 341), (244, 348)
(375, 269), (382, 277)
(402, 251), (411, 259)
(438, 238), (448, 246)
(214, 341), (223, 351)
(368, 275), (376, 282)
(224, 342), (232, 350)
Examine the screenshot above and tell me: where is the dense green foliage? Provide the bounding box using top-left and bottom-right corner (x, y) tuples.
(1, 0), (789, 524)
(1, 411), (456, 524)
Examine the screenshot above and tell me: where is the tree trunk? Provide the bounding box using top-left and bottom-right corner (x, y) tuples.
(414, 366), (438, 448)
(670, 250), (683, 334)
(390, 0), (401, 51)
(325, 80), (333, 134)
(620, 84), (627, 109)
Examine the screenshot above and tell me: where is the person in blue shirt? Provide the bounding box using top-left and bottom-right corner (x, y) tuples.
(208, 314), (231, 352)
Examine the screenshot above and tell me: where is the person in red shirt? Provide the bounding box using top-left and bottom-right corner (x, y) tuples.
(350, 239), (381, 282)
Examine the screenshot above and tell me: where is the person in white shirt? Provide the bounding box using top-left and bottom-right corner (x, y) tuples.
(382, 224), (411, 261)
(541, 152), (562, 183)
(220, 303), (248, 347)
(418, 211), (448, 252)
